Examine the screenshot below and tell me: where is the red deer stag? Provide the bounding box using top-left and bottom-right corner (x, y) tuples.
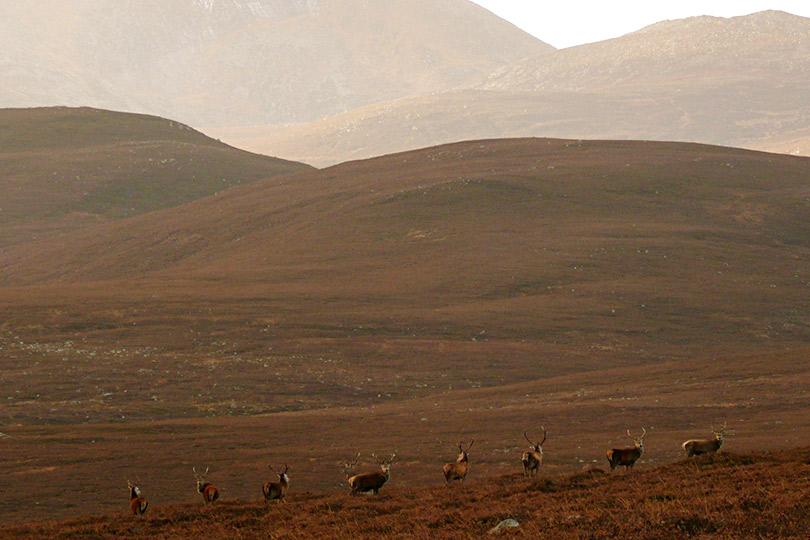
(606, 428), (646, 471)
(193, 466), (220, 504)
(682, 422), (727, 457)
(345, 453), (395, 495)
(522, 427), (547, 477)
(341, 452), (360, 480)
(262, 464), (290, 503)
(442, 440), (474, 485)
(127, 477), (148, 517)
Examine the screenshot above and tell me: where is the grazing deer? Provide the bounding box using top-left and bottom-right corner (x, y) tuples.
(346, 453), (395, 495)
(522, 428), (547, 477)
(193, 466), (220, 504)
(442, 440), (474, 485)
(682, 422), (727, 457)
(127, 477), (148, 517)
(606, 428), (646, 471)
(262, 464), (290, 503)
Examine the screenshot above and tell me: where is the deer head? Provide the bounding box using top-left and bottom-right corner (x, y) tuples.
(524, 427), (547, 453)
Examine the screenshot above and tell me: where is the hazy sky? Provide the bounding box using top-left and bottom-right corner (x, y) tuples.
(469, 1), (810, 49)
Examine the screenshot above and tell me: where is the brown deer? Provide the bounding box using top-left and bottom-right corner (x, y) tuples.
(346, 453), (395, 495)
(127, 477), (148, 517)
(442, 440), (474, 485)
(522, 428), (547, 477)
(682, 422), (727, 457)
(341, 452), (361, 480)
(606, 428), (646, 471)
(262, 464), (290, 503)
(193, 466), (220, 504)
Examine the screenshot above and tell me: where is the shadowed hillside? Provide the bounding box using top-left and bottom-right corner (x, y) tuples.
(3, 448), (810, 539)
(0, 107), (312, 246)
(1, 137), (809, 524)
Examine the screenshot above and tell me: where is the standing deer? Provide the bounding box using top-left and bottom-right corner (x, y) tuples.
(193, 466), (220, 504)
(606, 428), (646, 471)
(346, 453), (395, 495)
(522, 428), (547, 477)
(127, 477), (148, 517)
(442, 440), (474, 485)
(341, 452), (361, 480)
(262, 464), (290, 503)
(682, 423), (727, 457)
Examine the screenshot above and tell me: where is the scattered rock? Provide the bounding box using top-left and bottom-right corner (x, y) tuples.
(489, 518), (519, 534)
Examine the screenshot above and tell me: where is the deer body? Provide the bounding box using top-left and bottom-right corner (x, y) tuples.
(262, 465), (290, 503)
(193, 467), (220, 504)
(346, 454), (395, 495)
(682, 424), (726, 457)
(606, 429), (646, 471)
(521, 428), (546, 477)
(127, 480), (148, 517)
(443, 440), (474, 485)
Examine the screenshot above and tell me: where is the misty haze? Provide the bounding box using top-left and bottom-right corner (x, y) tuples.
(1, 1), (809, 538)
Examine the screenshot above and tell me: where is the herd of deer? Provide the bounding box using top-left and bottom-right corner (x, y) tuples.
(126, 423), (728, 516)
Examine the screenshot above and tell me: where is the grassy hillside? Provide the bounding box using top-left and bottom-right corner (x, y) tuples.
(1, 139), (808, 359)
(3, 448), (810, 539)
(0, 107), (312, 245)
(1, 138), (809, 524)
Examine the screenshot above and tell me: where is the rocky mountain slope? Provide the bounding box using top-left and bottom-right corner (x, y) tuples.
(0, 0), (549, 126)
(237, 10), (810, 165)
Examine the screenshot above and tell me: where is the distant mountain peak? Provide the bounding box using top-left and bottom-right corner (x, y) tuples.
(0, 0), (550, 126)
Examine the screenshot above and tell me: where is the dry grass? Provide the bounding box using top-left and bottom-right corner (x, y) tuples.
(3, 448), (810, 539)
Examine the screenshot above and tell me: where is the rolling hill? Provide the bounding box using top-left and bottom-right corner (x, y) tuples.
(1, 137), (809, 417)
(0, 107), (312, 246)
(230, 10), (810, 165)
(4, 4), (808, 166)
(1, 134), (810, 524)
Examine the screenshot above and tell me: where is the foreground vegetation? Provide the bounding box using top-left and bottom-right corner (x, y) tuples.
(4, 448), (809, 539)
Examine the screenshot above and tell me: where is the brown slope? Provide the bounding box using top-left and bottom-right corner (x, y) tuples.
(233, 10), (810, 166)
(0, 0), (551, 127)
(0, 107), (312, 246)
(1, 343), (810, 526)
(0, 138), (808, 370)
(2, 448), (810, 540)
(3, 448), (810, 537)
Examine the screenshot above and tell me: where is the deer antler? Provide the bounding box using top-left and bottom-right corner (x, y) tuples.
(524, 430), (535, 447)
(712, 422), (727, 435)
(192, 466), (209, 480)
(538, 427), (547, 447)
(465, 440), (475, 452)
(627, 428), (646, 442)
(344, 452), (360, 469)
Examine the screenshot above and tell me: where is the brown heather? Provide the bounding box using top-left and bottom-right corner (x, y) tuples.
(2, 448), (810, 539)
(2, 109), (810, 536)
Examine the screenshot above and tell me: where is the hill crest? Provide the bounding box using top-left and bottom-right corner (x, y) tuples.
(0, 107), (312, 246)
